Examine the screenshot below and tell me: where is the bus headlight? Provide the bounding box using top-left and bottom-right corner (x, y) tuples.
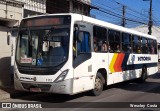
(54, 70), (69, 83)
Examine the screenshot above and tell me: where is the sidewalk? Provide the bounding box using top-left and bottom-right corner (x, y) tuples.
(0, 85), (37, 101)
(0, 85), (45, 101)
(0, 86), (15, 100)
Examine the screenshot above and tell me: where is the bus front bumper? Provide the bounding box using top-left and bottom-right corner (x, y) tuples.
(14, 78), (74, 95)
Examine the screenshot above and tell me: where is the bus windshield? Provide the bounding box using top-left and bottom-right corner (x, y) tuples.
(16, 16), (71, 67)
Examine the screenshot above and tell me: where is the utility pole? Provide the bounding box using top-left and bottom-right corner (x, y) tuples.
(143, 0), (153, 35)
(148, 0), (152, 35)
(121, 5), (126, 27)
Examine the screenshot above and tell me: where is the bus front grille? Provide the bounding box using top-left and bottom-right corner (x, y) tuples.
(18, 66), (58, 75)
(21, 83), (51, 92)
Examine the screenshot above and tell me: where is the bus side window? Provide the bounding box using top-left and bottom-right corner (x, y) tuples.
(132, 35), (141, 54)
(108, 30), (120, 53)
(122, 33), (132, 53)
(93, 26), (107, 52)
(148, 39), (155, 54)
(78, 32), (90, 53)
(142, 37), (148, 54)
(154, 40), (157, 54)
(73, 31), (91, 59)
(158, 43), (160, 55)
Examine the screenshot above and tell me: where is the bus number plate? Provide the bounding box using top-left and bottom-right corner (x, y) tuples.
(30, 88), (42, 92)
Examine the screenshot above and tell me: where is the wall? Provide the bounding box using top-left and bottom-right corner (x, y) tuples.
(0, 0), (23, 87)
(46, 0), (69, 14)
(46, 0), (91, 16)
(0, 26), (11, 86)
(0, 1), (22, 21)
(18, 0), (46, 13)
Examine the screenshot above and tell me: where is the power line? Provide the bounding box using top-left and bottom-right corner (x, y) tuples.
(91, 1), (148, 26)
(92, 0), (160, 29)
(108, 0), (149, 18)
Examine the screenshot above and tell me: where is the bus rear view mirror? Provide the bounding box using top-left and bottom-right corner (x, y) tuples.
(74, 24), (79, 38)
(7, 35), (10, 45)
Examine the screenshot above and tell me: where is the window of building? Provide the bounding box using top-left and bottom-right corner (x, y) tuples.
(122, 33), (132, 53)
(93, 26), (107, 52)
(132, 35), (141, 54)
(108, 30), (120, 53)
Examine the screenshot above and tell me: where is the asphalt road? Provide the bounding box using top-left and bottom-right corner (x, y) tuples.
(1, 69), (160, 111)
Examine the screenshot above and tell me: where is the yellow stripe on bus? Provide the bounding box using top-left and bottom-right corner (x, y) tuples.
(109, 53), (118, 73)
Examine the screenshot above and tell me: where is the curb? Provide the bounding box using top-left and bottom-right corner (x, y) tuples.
(0, 89), (39, 101)
(0, 93), (10, 101)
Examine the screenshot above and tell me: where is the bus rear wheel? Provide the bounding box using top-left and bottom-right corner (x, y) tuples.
(139, 67), (147, 82)
(90, 72), (103, 96)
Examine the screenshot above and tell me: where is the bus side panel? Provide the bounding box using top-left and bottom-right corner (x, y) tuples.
(91, 53), (109, 83)
(147, 55), (158, 75)
(73, 58), (94, 94)
(108, 53), (158, 84)
(108, 53), (120, 85)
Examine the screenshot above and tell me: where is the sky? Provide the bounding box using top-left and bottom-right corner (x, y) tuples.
(90, 0), (160, 28)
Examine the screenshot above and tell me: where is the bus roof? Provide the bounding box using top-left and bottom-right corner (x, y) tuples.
(80, 14), (156, 40)
(22, 13), (157, 40)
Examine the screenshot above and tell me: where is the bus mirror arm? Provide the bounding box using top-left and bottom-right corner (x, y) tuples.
(74, 24), (79, 31)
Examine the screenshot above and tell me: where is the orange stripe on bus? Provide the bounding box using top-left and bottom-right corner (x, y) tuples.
(118, 53), (125, 72)
(114, 53), (122, 72)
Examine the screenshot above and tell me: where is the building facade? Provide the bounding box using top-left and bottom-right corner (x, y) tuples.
(0, 0), (47, 87)
(16, 0), (46, 17)
(0, 0), (24, 86)
(47, 0), (91, 16)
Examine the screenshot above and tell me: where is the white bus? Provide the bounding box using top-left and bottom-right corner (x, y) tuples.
(14, 13), (158, 96)
(158, 44), (160, 62)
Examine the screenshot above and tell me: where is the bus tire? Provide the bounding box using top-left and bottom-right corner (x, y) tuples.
(139, 67), (147, 82)
(90, 72), (104, 96)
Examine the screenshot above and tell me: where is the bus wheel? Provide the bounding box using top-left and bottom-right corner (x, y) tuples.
(90, 72), (103, 96)
(140, 67), (147, 82)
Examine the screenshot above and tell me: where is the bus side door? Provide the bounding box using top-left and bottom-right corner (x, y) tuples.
(73, 23), (94, 94)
